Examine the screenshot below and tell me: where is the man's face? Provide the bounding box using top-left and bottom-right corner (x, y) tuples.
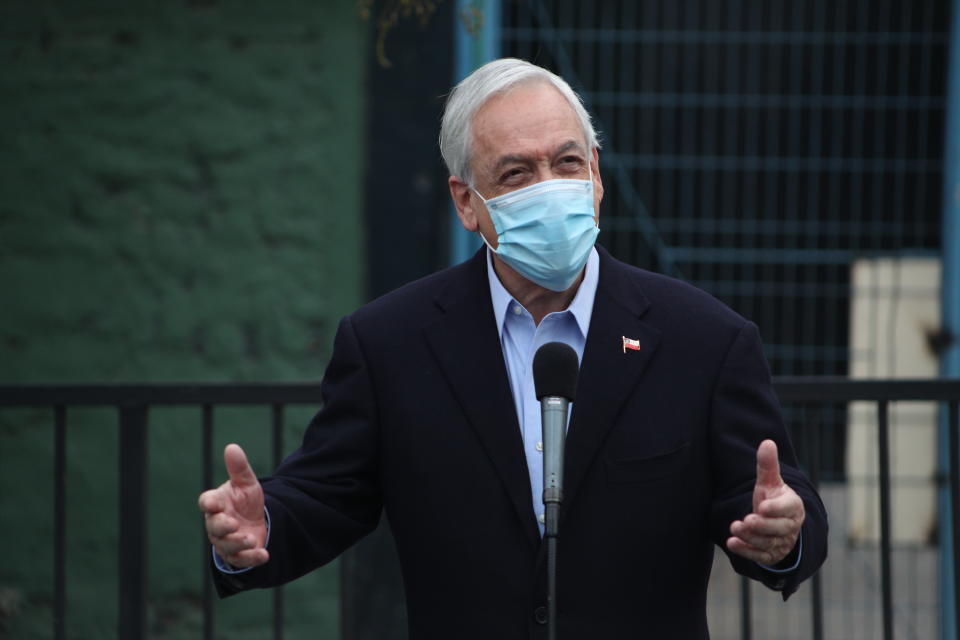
(449, 82), (604, 249)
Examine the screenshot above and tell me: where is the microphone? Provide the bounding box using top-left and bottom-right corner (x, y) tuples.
(533, 342), (579, 640)
(533, 342), (579, 537)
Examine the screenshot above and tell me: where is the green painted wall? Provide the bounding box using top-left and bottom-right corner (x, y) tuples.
(0, 1), (367, 637)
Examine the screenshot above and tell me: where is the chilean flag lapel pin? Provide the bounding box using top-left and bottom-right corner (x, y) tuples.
(622, 336), (641, 353)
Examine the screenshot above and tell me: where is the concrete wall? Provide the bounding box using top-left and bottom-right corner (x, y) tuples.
(0, 2), (367, 637)
(846, 258), (941, 545)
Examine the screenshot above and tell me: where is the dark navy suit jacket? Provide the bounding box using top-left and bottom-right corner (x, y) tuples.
(215, 246), (828, 639)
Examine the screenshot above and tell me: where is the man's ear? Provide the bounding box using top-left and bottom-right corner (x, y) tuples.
(591, 147), (604, 205)
(449, 176), (479, 232)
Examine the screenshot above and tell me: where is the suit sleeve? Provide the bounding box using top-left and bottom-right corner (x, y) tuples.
(214, 315), (383, 597)
(707, 321), (828, 600)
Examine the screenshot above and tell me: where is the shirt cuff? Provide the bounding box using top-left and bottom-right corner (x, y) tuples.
(757, 533), (802, 574)
(212, 506), (271, 574)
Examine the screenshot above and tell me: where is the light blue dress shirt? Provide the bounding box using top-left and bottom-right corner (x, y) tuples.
(486, 247), (599, 536)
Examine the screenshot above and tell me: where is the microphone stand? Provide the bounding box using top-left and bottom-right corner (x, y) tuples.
(541, 396), (566, 640)
(545, 501), (560, 640)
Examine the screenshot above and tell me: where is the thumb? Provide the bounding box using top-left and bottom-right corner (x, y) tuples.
(224, 443), (259, 489)
(756, 439), (783, 489)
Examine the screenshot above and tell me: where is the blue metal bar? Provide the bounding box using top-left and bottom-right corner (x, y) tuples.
(499, 27), (950, 46)
(665, 247), (856, 265)
(915, 2), (937, 249)
(722, 0), (745, 323)
(941, 2), (960, 637)
(601, 153), (939, 174)
(582, 91), (945, 110)
(773, 378), (960, 402)
(629, 217), (936, 237)
(891, 1), (912, 259)
(664, 246), (937, 266)
(448, 0), (500, 266)
(686, 280), (844, 299)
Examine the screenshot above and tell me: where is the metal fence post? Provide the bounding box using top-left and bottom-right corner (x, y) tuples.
(739, 575), (752, 640)
(272, 404), (285, 640)
(877, 400), (894, 640)
(950, 402), (960, 640)
(202, 404), (214, 640)
(805, 406), (824, 640)
(119, 405), (149, 639)
(53, 405), (66, 640)
(448, 0), (501, 265)
(941, 1), (960, 637)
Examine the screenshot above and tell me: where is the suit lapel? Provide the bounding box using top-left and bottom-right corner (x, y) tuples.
(423, 250), (541, 548)
(563, 248), (662, 520)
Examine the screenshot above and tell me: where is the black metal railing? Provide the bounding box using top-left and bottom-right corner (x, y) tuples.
(0, 383), (322, 640)
(1, 378), (958, 640)
(774, 378), (960, 640)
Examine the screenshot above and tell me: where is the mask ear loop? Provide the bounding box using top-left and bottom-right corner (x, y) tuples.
(587, 160), (600, 230)
(469, 185), (499, 253)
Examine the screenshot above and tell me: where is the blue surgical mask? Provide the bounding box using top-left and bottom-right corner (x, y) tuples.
(474, 173), (599, 292)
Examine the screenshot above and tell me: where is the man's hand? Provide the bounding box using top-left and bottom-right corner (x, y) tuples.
(726, 439), (805, 567)
(198, 444), (269, 569)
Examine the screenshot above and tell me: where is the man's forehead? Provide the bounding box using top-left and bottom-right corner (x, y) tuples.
(473, 82), (577, 130)
(471, 83), (586, 164)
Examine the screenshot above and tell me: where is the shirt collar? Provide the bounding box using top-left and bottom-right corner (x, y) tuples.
(486, 247), (600, 338)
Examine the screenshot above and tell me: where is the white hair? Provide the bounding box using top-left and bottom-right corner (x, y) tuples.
(439, 58), (600, 185)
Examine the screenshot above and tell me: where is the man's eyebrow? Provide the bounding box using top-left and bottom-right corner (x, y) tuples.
(491, 154), (531, 174)
(490, 140), (588, 175)
(553, 140), (587, 156)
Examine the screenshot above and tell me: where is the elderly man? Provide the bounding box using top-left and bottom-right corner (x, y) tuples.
(200, 58), (827, 639)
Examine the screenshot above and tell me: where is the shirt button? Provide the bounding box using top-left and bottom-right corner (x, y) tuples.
(512, 304), (522, 315)
(534, 606), (548, 624)
(538, 513), (545, 524)
(536, 441), (543, 452)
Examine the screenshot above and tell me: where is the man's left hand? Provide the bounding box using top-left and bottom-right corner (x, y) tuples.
(726, 439), (805, 567)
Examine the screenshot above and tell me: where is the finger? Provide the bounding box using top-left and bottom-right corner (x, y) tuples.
(729, 518), (777, 549)
(205, 512), (240, 538)
(198, 489), (225, 514)
(224, 547), (270, 569)
(730, 532), (778, 553)
(212, 531), (260, 557)
(757, 490), (805, 519)
(726, 536), (783, 566)
(733, 513), (798, 539)
(756, 439), (783, 489)
(224, 443), (259, 489)
(730, 526), (788, 551)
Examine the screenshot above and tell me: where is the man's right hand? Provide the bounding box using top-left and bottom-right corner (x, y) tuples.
(198, 443), (270, 569)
